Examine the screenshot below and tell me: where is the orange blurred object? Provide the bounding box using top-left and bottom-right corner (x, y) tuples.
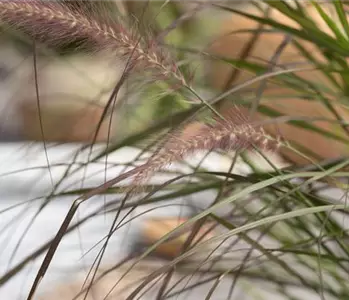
(19, 101), (115, 142)
(141, 217), (215, 259)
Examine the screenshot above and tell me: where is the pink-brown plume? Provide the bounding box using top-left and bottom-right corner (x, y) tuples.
(130, 106), (281, 188)
(0, 0), (186, 84)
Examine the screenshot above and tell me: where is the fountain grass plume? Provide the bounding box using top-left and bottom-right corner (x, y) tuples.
(130, 105), (281, 189)
(0, 0), (186, 84)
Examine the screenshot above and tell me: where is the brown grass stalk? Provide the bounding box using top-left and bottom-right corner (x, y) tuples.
(0, 0), (186, 84)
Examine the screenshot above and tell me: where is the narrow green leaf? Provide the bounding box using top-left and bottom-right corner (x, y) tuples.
(134, 169), (349, 263)
(212, 3), (349, 56)
(267, 1), (323, 32)
(311, 1), (348, 43)
(333, 0), (349, 39)
(257, 104), (349, 144)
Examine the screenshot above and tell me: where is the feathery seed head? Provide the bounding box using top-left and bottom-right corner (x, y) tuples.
(0, 1), (186, 84)
(130, 106), (281, 188)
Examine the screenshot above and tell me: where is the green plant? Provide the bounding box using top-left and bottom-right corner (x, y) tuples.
(1, 1), (349, 300)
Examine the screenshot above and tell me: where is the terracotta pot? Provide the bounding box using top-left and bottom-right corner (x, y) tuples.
(19, 101), (116, 142)
(140, 217), (215, 259)
(15, 53), (123, 143)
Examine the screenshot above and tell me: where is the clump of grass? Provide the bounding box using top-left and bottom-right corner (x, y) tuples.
(0, 0), (279, 281)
